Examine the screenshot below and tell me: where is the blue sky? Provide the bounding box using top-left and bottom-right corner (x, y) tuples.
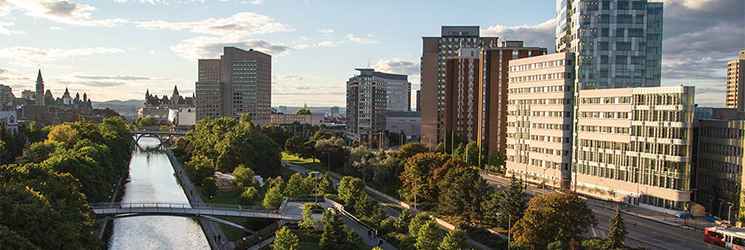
(0, 0), (742, 107)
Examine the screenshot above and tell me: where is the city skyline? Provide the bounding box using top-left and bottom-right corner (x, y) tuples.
(0, 0), (742, 107)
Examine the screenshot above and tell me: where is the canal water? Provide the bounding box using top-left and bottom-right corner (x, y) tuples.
(108, 137), (209, 249)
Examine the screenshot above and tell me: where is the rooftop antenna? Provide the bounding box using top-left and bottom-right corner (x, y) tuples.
(368, 58), (371, 68)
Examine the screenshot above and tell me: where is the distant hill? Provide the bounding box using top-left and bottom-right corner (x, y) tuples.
(92, 99), (142, 121)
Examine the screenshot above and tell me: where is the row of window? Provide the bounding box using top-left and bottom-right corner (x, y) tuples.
(508, 84), (571, 94)
(578, 111), (631, 119)
(509, 98), (572, 105)
(580, 96), (632, 104)
(509, 59), (568, 72)
(578, 125), (630, 134)
(509, 73), (569, 84)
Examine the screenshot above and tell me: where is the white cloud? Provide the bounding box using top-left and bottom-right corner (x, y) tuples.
(137, 12), (294, 36)
(5, 0), (128, 26)
(481, 19), (556, 51)
(170, 36), (290, 61)
(0, 46), (125, 64)
(317, 40), (345, 47)
(48, 26), (62, 30)
(273, 74), (306, 81)
(658, 0), (719, 9)
(372, 58), (419, 76)
(346, 34), (379, 44)
(0, 21), (22, 35)
(318, 28), (333, 34)
(299, 36), (309, 40)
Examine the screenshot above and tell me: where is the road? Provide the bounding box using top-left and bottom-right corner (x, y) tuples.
(481, 174), (717, 250)
(166, 149), (231, 250)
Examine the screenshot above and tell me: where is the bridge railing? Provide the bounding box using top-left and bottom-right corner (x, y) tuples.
(89, 202), (279, 214)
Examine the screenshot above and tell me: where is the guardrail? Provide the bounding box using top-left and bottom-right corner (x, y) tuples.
(90, 202), (279, 214)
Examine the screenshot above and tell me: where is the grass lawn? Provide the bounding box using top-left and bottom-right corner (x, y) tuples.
(281, 152), (322, 172)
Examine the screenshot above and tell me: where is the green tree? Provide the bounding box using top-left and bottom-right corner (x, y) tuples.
(398, 142), (430, 159)
(320, 209), (347, 249)
(47, 123), (80, 145)
(239, 187), (259, 205)
(483, 176), (527, 229)
(399, 152), (452, 206)
(438, 164), (488, 222)
(272, 226), (299, 250)
(338, 176), (365, 212)
(262, 125), (292, 149)
(605, 206), (628, 249)
(202, 177), (217, 198)
(296, 108), (312, 115)
(284, 172), (308, 197)
(284, 135), (307, 155)
(414, 221), (441, 250)
(409, 213), (432, 237)
(263, 185), (284, 208)
(232, 164), (256, 189)
(184, 155), (215, 187)
(318, 173), (335, 194)
(439, 228), (468, 250)
(135, 116), (158, 126)
(452, 141), (478, 167)
(487, 150), (507, 171)
(513, 192), (598, 249)
(299, 203), (319, 230)
(395, 209), (414, 233)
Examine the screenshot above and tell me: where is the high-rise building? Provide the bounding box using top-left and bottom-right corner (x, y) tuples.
(556, 0), (663, 90)
(346, 68), (390, 138)
(506, 52), (575, 190)
(194, 47), (272, 125)
(572, 86), (695, 212)
(421, 26), (498, 149)
(726, 51), (745, 111)
(378, 71), (411, 112)
(444, 47), (481, 143)
(696, 119), (745, 221)
(478, 41), (547, 162)
(329, 106), (339, 118)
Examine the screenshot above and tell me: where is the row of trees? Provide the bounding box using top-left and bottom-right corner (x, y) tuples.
(0, 117), (133, 249)
(173, 115), (282, 182)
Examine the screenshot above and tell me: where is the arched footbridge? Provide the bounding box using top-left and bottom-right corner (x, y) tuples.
(90, 202), (303, 233)
(132, 130), (187, 143)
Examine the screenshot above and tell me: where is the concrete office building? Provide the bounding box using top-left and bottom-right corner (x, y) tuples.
(479, 41), (547, 162)
(346, 68), (389, 138)
(421, 26), (498, 149)
(506, 52), (575, 190)
(556, 0), (663, 90)
(696, 119), (745, 221)
(573, 86), (695, 212)
(726, 51), (745, 111)
(195, 47), (271, 125)
(386, 111), (421, 140)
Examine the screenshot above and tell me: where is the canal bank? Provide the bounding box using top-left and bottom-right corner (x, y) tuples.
(165, 148), (232, 250)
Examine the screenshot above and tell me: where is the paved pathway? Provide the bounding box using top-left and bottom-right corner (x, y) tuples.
(167, 149), (232, 250)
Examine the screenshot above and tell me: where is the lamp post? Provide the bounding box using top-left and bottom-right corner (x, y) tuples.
(541, 168), (549, 195)
(497, 213), (511, 250)
(728, 202), (734, 223)
(719, 199), (726, 219)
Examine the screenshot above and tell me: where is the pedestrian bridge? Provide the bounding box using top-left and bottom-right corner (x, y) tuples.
(91, 202), (303, 233)
(132, 130), (187, 143)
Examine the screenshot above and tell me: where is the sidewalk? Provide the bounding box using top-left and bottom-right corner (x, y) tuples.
(166, 149), (232, 250)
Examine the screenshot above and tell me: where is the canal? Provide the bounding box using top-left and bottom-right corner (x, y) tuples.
(108, 137), (210, 249)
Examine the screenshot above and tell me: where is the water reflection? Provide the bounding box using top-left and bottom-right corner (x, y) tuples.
(108, 137), (209, 249)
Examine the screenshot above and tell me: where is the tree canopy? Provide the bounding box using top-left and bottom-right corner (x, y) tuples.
(513, 192), (598, 249)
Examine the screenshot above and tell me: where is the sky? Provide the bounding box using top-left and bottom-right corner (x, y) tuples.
(0, 0), (742, 108)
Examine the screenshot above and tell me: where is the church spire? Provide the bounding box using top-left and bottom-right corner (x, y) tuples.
(36, 69), (43, 84)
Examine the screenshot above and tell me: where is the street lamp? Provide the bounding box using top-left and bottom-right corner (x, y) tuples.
(541, 168), (549, 195)
(321, 151), (331, 173)
(496, 213), (511, 250)
(728, 202), (734, 223)
(719, 199), (726, 219)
